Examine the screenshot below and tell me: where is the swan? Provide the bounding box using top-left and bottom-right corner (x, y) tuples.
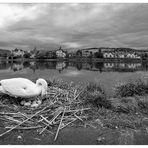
(0, 78), (48, 98)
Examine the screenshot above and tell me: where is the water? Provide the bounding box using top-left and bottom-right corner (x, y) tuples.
(0, 60), (148, 96)
(0, 60), (148, 94)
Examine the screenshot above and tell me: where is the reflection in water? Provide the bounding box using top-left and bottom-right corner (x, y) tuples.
(0, 60), (146, 73)
(0, 60), (10, 70)
(56, 62), (67, 73)
(0, 60), (147, 96)
(76, 62), (82, 71)
(12, 62), (24, 72)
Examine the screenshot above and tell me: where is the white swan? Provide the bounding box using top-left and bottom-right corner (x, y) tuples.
(0, 78), (48, 98)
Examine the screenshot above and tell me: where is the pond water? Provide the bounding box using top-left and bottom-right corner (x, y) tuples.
(0, 60), (148, 96)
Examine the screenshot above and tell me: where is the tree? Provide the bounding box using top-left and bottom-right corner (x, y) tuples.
(24, 52), (31, 58)
(76, 50), (82, 57)
(94, 49), (103, 58)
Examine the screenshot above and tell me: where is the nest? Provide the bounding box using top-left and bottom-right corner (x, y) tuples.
(0, 81), (90, 141)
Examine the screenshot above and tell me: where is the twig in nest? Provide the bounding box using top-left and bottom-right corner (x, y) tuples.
(0, 106), (47, 137)
(60, 118), (77, 130)
(41, 121), (52, 129)
(65, 108), (90, 113)
(73, 87), (86, 100)
(39, 126), (48, 134)
(40, 115), (52, 125)
(39, 122), (54, 135)
(74, 89), (77, 98)
(0, 112), (20, 115)
(49, 108), (63, 124)
(5, 125), (43, 130)
(0, 117), (8, 121)
(74, 114), (83, 122)
(54, 107), (66, 141)
(41, 108), (51, 114)
(17, 112), (34, 123)
(4, 116), (22, 124)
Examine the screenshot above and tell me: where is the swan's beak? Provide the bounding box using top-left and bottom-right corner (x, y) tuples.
(41, 87), (47, 97)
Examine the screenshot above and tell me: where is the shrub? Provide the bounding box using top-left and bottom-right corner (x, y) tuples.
(114, 79), (148, 97)
(84, 82), (112, 109)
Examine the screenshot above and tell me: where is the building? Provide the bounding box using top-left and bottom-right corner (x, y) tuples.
(80, 48), (102, 58)
(118, 54), (125, 58)
(68, 52), (76, 58)
(56, 47), (67, 58)
(0, 49), (11, 59)
(30, 47), (39, 58)
(46, 51), (56, 59)
(103, 52), (114, 58)
(126, 53), (141, 58)
(12, 48), (25, 58)
(35, 50), (47, 59)
(81, 50), (91, 57)
(102, 47), (141, 59)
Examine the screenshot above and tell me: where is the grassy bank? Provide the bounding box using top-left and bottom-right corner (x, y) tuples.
(0, 78), (148, 144)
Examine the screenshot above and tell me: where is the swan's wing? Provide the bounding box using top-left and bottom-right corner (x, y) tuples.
(0, 82), (25, 96)
(0, 78), (38, 97)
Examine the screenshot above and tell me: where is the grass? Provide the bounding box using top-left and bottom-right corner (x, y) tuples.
(83, 82), (111, 109)
(83, 79), (148, 114)
(81, 80), (148, 144)
(1, 78), (148, 144)
(114, 79), (148, 97)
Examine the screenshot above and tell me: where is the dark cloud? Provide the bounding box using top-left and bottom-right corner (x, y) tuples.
(0, 3), (148, 50)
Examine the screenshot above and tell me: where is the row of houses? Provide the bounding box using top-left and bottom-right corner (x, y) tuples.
(0, 49), (11, 59)
(79, 47), (142, 59)
(0, 48), (25, 59)
(0, 47), (67, 59)
(103, 51), (141, 59)
(0, 47), (148, 59)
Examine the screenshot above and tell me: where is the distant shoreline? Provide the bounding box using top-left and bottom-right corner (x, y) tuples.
(0, 58), (142, 63)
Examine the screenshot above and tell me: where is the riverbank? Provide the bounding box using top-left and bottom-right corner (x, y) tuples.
(0, 57), (142, 63)
(0, 79), (148, 144)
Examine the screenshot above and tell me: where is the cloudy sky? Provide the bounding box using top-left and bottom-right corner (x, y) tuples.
(0, 3), (148, 50)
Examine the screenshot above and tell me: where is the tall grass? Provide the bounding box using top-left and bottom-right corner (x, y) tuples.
(114, 79), (148, 97)
(84, 82), (112, 109)
(84, 80), (148, 115)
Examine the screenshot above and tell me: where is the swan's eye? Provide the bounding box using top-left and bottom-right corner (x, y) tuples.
(38, 83), (42, 86)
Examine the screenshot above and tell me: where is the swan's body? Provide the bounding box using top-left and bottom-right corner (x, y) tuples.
(0, 78), (47, 98)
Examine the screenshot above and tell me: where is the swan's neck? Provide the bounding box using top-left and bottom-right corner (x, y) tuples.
(0, 86), (5, 93)
(40, 87), (47, 96)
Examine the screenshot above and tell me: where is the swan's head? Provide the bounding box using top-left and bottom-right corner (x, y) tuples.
(36, 78), (48, 96)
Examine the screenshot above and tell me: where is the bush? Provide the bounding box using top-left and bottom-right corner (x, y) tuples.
(84, 83), (112, 109)
(114, 79), (148, 97)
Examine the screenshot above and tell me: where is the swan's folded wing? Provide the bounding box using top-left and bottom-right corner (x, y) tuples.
(1, 79), (33, 97)
(1, 81), (26, 96)
(1, 79), (40, 97)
